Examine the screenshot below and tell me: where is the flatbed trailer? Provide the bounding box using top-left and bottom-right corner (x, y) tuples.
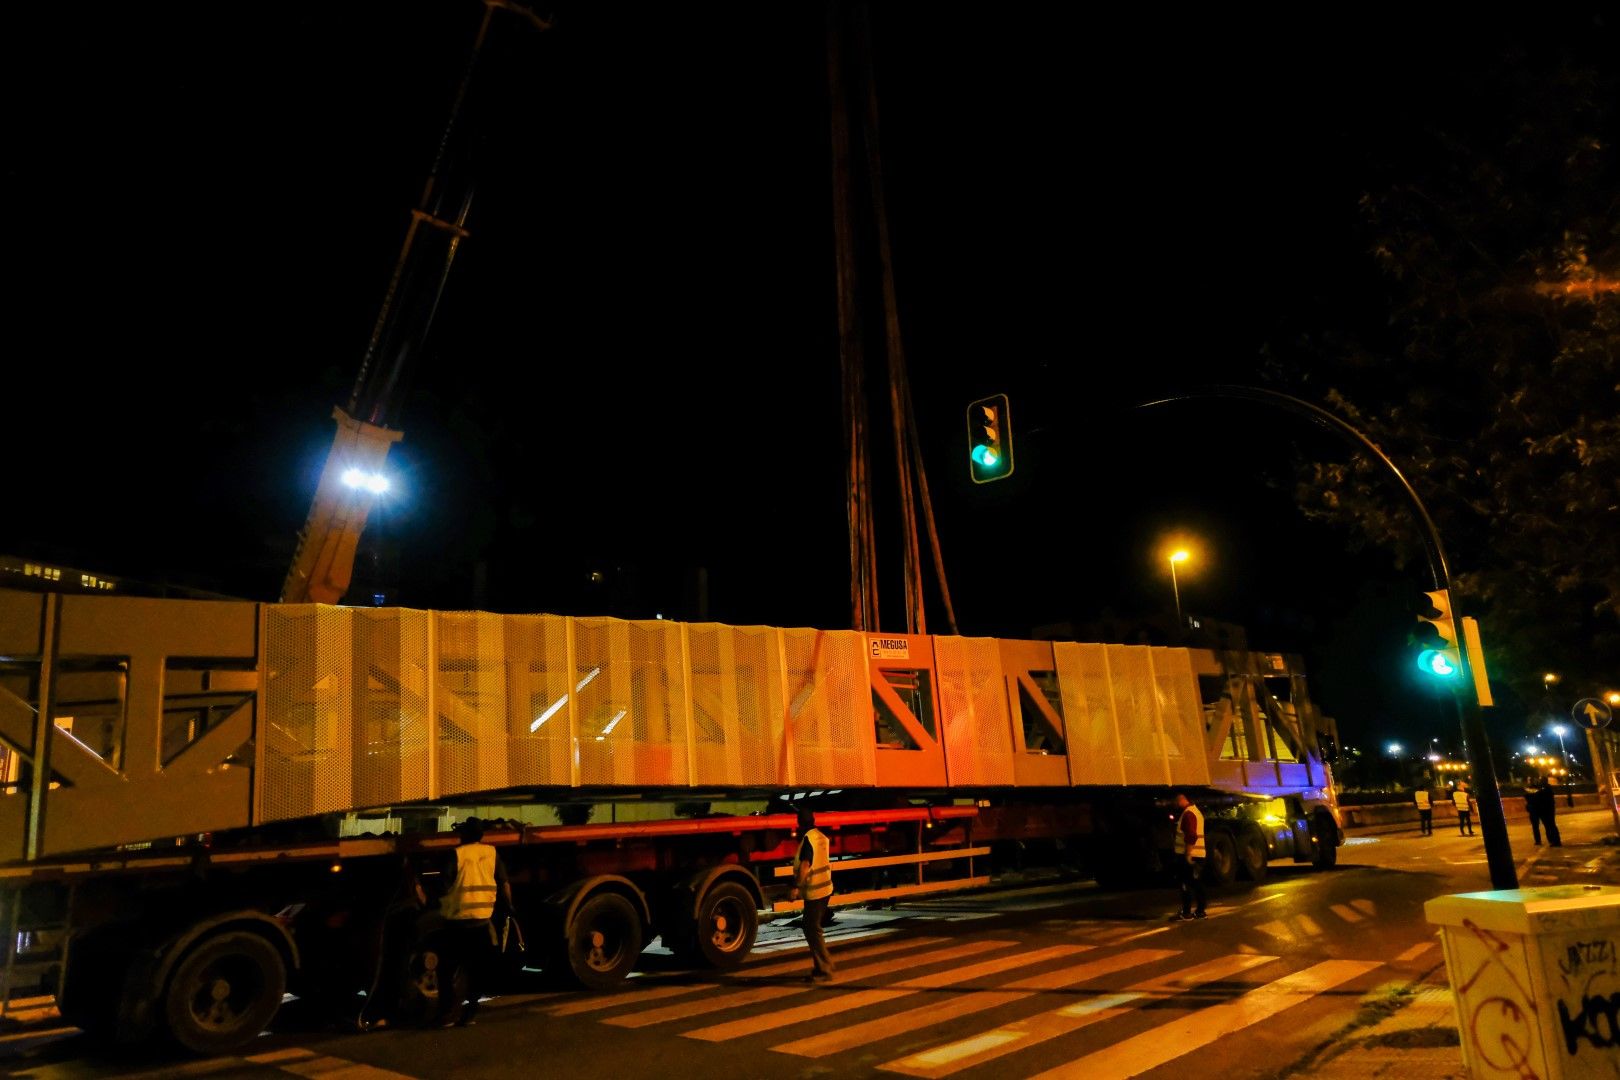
(0, 588), (1341, 1051)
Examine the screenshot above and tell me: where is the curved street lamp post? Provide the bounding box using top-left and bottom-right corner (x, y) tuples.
(1139, 386), (1518, 890)
(1169, 549), (1189, 634)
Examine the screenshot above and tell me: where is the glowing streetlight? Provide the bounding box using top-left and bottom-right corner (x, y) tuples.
(1607, 691), (1620, 707)
(1551, 724), (1569, 769)
(1387, 742), (1403, 757)
(1169, 549), (1190, 630)
(1544, 673), (1560, 687)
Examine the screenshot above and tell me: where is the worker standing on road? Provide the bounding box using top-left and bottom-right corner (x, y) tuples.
(790, 805), (836, 981)
(1414, 787), (1433, 835)
(1452, 782), (1474, 836)
(440, 817), (514, 1025)
(1524, 777), (1545, 846)
(1534, 776), (1563, 847)
(1171, 792), (1207, 921)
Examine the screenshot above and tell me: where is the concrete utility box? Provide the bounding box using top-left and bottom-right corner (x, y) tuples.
(1427, 884), (1620, 1080)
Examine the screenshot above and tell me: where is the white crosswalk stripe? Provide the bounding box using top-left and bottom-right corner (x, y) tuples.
(547, 935), (949, 1017)
(604, 939), (1011, 1028)
(738, 934), (949, 978)
(1024, 959), (1382, 1079)
(1395, 939), (1438, 964)
(683, 943), (1085, 1042)
(772, 947), (1180, 1058)
(548, 932), (1385, 1080)
(879, 952), (1279, 1078)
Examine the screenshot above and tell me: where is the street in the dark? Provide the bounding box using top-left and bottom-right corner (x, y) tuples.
(8, 811), (1613, 1080)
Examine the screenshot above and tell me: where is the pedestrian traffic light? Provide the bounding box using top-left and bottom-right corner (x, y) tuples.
(967, 394), (1013, 483)
(1412, 588), (1461, 679)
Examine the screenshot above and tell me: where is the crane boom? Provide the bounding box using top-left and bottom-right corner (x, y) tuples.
(280, 0), (548, 604)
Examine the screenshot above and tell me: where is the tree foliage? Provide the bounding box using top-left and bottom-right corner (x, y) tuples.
(1276, 42), (1620, 709)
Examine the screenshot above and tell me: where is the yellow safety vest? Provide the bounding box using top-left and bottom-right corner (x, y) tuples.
(1173, 805), (1206, 858)
(795, 828), (833, 902)
(443, 842), (499, 922)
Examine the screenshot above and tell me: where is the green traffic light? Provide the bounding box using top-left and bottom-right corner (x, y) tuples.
(967, 393), (1013, 483)
(1418, 649), (1459, 678)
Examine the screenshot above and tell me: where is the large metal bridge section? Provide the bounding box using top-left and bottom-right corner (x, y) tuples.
(0, 589), (1330, 859)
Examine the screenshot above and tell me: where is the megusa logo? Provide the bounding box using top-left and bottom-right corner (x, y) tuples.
(871, 637), (909, 659)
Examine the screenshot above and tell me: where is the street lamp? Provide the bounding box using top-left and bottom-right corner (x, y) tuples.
(1387, 742), (1403, 757)
(1138, 386), (1517, 888)
(1552, 724), (1569, 769)
(1168, 549), (1190, 630)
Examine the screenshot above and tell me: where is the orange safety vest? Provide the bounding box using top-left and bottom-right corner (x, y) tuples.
(443, 842), (499, 922)
(795, 828), (833, 902)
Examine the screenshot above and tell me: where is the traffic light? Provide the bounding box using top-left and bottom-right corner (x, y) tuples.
(967, 394), (1013, 483)
(1412, 588), (1461, 679)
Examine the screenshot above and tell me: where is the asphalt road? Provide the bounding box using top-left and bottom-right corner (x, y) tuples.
(8, 810), (1611, 1080)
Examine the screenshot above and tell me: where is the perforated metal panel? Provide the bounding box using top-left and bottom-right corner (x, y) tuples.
(1055, 642), (1126, 786)
(435, 611), (510, 798)
(1106, 645), (1169, 785)
(502, 613), (572, 787)
(1153, 648), (1211, 787)
(572, 617), (688, 788)
(934, 635), (1015, 787)
(351, 608), (431, 807)
(781, 628), (874, 787)
(257, 602), (1313, 815)
(262, 605), (355, 821)
(687, 623), (785, 788)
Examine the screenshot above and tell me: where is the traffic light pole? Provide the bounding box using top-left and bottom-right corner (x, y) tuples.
(1584, 727), (1620, 838)
(1139, 386), (1519, 891)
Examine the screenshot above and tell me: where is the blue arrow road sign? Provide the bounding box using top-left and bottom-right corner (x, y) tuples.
(1574, 698), (1613, 730)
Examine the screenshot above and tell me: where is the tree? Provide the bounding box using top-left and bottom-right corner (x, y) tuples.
(1274, 39), (1620, 710)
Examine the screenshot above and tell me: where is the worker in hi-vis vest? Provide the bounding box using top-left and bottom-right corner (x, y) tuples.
(790, 804), (837, 981)
(440, 817), (513, 1025)
(1171, 792), (1207, 921)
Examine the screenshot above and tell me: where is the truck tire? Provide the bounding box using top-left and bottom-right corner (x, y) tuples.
(566, 893), (642, 990)
(690, 881), (758, 970)
(394, 930), (464, 1028)
(1203, 831), (1237, 887)
(1311, 813), (1338, 869)
(1237, 830), (1267, 882)
(162, 931), (286, 1055)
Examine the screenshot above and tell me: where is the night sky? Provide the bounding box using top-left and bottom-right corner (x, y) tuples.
(7, 4), (1615, 750)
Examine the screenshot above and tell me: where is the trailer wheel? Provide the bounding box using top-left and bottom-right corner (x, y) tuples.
(691, 882), (758, 970)
(162, 931), (286, 1055)
(1203, 832), (1237, 887)
(1237, 830), (1268, 882)
(566, 893), (642, 989)
(394, 933), (465, 1028)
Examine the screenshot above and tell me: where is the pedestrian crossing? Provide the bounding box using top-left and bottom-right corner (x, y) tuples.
(517, 923), (1393, 1079)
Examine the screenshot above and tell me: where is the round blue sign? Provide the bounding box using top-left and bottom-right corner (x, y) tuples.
(1573, 698), (1614, 730)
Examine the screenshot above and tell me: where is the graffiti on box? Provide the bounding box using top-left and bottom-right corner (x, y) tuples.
(1551, 931), (1620, 1065)
(1457, 917), (1543, 1079)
